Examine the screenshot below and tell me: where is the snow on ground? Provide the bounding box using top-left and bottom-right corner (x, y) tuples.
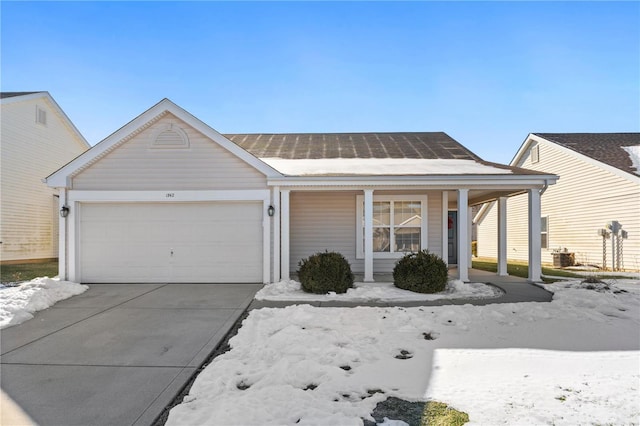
(0, 277), (88, 329)
(167, 278), (640, 426)
(255, 279), (502, 302)
(426, 349), (639, 425)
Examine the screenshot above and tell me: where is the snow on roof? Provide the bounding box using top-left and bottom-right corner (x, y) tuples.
(622, 145), (640, 175)
(260, 158), (512, 176)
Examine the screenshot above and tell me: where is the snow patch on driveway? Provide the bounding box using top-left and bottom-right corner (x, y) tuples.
(0, 277), (88, 329)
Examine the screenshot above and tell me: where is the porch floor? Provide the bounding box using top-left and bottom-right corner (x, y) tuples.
(250, 268), (554, 310)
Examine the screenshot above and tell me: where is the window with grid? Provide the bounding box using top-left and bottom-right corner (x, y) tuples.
(357, 196), (427, 258)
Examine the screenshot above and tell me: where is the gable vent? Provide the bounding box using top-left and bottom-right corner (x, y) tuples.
(36, 105), (47, 125)
(531, 143), (540, 164)
(150, 123), (189, 149)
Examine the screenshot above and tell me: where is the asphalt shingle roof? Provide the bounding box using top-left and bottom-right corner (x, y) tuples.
(534, 133), (640, 176)
(224, 132), (483, 161)
(0, 92), (44, 99)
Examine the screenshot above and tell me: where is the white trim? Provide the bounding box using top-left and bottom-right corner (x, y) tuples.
(528, 189), (542, 282)
(457, 189), (469, 282)
(68, 201), (78, 283)
(45, 98), (282, 187)
(497, 197), (508, 276)
(363, 190), (374, 282)
(262, 200), (271, 284)
(272, 186), (280, 283)
(441, 191), (448, 266)
(66, 190), (270, 283)
(58, 190), (67, 279)
(67, 189), (270, 203)
(356, 194), (429, 260)
(467, 206), (473, 266)
(281, 190), (290, 280)
(268, 176), (558, 188)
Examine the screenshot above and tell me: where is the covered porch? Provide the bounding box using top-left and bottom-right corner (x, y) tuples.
(269, 181), (550, 284)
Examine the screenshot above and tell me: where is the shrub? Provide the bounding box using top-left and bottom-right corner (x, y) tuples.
(298, 251), (354, 294)
(393, 250), (448, 294)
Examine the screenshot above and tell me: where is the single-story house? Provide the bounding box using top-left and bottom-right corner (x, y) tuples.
(476, 133), (639, 272)
(45, 99), (557, 284)
(1, 92), (89, 263)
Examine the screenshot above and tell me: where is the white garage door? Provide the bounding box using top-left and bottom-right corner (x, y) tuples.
(79, 202), (263, 283)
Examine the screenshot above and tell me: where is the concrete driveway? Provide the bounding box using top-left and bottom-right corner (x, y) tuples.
(0, 283), (261, 426)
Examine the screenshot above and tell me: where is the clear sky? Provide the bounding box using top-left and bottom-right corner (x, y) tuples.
(2, 1), (638, 164)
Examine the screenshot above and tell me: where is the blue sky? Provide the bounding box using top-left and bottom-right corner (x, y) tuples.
(2, 1), (638, 164)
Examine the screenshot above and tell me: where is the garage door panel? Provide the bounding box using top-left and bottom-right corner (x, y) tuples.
(79, 202), (263, 283)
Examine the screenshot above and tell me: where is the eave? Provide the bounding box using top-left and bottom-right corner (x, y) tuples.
(267, 173), (558, 188)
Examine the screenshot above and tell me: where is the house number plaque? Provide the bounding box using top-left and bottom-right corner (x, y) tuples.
(166, 193), (175, 198)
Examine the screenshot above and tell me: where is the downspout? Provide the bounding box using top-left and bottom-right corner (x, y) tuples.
(539, 179), (549, 195)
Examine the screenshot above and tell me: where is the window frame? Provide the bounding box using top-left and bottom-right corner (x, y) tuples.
(541, 215), (549, 249)
(356, 194), (428, 259)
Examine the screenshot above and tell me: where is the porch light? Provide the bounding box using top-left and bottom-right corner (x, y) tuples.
(267, 205), (275, 217)
(60, 205), (70, 218)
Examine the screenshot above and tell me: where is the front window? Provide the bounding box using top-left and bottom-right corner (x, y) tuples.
(541, 216), (549, 249)
(357, 195), (427, 258)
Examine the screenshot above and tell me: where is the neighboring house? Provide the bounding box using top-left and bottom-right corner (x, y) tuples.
(1, 92), (89, 263)
(45, 99), (557, 284)
(476, 133), (640, 272)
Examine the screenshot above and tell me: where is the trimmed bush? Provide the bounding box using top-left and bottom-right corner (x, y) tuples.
(393, 250), (448, 294)
(298, 251), (354, 294)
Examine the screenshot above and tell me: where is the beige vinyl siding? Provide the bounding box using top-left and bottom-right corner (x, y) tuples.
(476, 201), (498, 259)
(477, 140), (640, 270)
(289, 191), (444, 275)
(1, 97), (87, 262)
(72, 113), (267, 190)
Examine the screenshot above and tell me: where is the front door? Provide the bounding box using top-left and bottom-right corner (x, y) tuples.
(448, 211), (457, 264)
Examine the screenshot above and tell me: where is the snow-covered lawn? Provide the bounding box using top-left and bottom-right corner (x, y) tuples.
(255, 279), (502, 302)
(167, 279), (640, 425)
(0, 277), (88, 329)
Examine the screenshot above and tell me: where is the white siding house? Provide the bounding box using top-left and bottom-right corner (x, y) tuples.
(1, 92), (89, 263)
(476, 133), (640, 272)
(46, 99), (557, 284)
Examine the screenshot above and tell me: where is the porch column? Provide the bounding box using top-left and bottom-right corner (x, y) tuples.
(262, 199), (271, 284)
(58, 189), (67, 280)
(281, 189), (290, 281)
(468, 206), (473, 266)
(364, 189), (374, 282)
(457, 189), (469, 282)
(441, 191), (448, 267)
(497, 197), (508, 276)
(528, 189), (542, 282)
(67, 200), (77, 283)
(272, 186), (280, 282)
